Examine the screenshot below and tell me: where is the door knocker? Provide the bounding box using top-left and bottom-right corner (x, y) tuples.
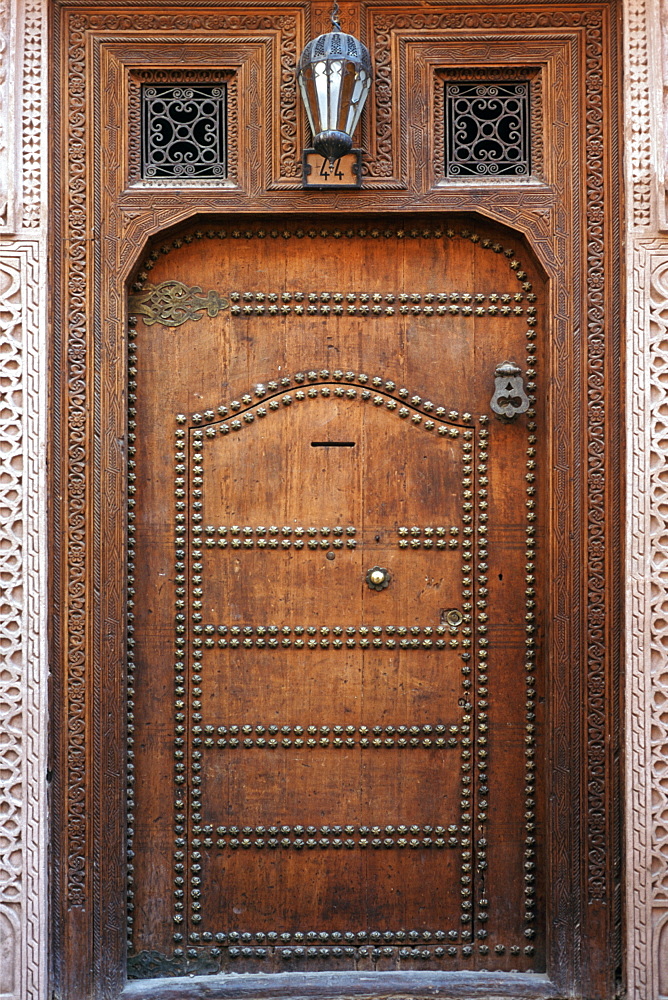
(490, 361), (530, 421)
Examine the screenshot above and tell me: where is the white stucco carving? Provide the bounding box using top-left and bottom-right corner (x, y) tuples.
(628, 0), (668, 997)
(0, 242), (47, 1000)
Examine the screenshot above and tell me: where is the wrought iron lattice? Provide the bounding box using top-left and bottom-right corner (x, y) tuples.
(444, 82), (530, 177)
(141, 84), (227, 179)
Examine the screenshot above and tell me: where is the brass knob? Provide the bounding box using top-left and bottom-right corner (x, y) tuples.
(366, 566), (391, 591)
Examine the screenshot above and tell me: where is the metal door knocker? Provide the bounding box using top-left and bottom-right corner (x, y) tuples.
(366, 566), (391, 590)
(490, 361), (530, 420)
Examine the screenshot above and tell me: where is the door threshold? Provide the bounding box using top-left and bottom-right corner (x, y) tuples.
(123, 969), (563, 1000)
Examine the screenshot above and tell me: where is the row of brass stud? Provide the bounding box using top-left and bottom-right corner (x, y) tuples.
(523, 286), (540, 937)
(473, 424), (490, 925)
(198, 625), (465, 636)
(141, 223), (533, 250)
(206, 637), (461, 649)
(189, 928), (469, 943)
(202, 823), (456, 836)
(175, 943), (529, 959)
(180, 372), (484, 428)
(449, 428), (474, 932)
(172, 421), (189, 929)
(208, 525), (356, 536)
(188, 390), (467, 435)
(199, 536), (359, 549)
(398, 525), (459, 536)
(195, 723), (458, 736)
(208, 835), (459, 850)
(195, 524), (460, 538)
(399, 539), (458, 549)
(201, 735), (458, 749)
(230, 291), (530, 304)
(197, 539), (458, 551)
(126, 329), (138, 946)
(229, 298), (534, 318)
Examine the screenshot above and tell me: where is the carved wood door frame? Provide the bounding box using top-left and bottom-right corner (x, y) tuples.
(49, 3), (623, 998)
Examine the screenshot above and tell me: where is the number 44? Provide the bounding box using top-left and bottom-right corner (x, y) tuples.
(320, 157), (345, 181)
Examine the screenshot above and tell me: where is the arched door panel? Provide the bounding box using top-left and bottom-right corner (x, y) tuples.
(127, 216), (544, 977)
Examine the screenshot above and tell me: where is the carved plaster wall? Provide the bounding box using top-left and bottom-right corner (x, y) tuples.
(0, 3), (48, 1000)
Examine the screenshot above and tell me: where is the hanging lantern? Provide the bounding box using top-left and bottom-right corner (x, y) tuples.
(297, 4), (372, 165)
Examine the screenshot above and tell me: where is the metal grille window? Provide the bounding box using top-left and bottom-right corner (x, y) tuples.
(444, 81), (530, 177)
(141, 84), (227, 179)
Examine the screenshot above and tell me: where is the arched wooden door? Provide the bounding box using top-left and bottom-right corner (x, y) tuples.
(127, 215), (544, 977)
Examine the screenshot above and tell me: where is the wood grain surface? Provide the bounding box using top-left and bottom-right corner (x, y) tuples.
(127, 218), (545, 975)
(49, 3), (623, 998)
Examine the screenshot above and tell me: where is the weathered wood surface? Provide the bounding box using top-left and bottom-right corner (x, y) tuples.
(128, 218), (545, 975)
(49, 3), (622, 998)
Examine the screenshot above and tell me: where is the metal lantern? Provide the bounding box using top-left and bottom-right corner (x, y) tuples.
(297, 5), (372, 164)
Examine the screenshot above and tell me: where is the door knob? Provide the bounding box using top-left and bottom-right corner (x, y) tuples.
(366, 566), (391, 590)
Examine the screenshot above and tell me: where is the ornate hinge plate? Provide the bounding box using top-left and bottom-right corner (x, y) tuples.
(128, 280), (228, 327)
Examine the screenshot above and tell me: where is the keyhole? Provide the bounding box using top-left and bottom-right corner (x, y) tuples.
(375, 534), (380, 543)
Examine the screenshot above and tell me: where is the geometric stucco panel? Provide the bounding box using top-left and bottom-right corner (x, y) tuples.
(629, 0), (668, 988)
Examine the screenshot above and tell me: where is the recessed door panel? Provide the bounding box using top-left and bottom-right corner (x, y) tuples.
(128, 216), (544, 977)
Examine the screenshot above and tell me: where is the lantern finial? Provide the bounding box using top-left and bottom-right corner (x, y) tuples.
(330, 1), (341, 30)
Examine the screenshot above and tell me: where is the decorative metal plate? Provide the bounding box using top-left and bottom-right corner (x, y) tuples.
(141, 84), (227, 179)
(444, 82), (530, 178)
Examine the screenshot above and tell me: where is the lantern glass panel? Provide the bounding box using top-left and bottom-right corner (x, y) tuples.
(328, 62), (344, 130)
(298, 73), (318, 136)
(297, 27), (372, 154)
(314, 62), (329, 130)
(345, 70), (370, 135)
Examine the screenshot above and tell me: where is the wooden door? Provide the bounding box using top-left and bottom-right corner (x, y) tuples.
(127, 215), (544, 978)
